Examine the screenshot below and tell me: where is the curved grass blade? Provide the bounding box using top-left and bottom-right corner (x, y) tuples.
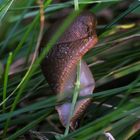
(2, 52), (13, 112)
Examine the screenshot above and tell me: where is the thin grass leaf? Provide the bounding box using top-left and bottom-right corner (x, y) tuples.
(74, 0), (79, 11)
(100, 0), (140, 37)
(105, 0), (140, 29)
(0, 61), (3, 78)
(96, 61), (140, 86)
(2, 52), (13, 112)
(64, 60), (81, 136)
(10, 0), (121, 22)
(91, 1), (117, 13)
(0, 0), (34, 55)
(0, 0), (15, 22)
(117, 74), (140, 107)
(62, 103), (140, 139)
(117, 120), (140, 140)
(0, 96), (56, 123)
(2, 109), (50, 129)
(7, 111), (51, 140)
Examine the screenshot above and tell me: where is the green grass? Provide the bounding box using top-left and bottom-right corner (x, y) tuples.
(0, 0), (140, 139)
(2, 52), (13, 113)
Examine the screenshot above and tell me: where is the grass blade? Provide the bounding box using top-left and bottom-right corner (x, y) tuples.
(2, 52), (13, 112)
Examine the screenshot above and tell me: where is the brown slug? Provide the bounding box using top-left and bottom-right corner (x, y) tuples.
(39, 11), (98, 129)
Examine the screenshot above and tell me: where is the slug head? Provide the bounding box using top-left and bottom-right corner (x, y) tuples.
(58, 12), (97, 43)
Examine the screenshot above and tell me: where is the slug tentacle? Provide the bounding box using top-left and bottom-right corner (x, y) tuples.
(40, 11), (98, 129)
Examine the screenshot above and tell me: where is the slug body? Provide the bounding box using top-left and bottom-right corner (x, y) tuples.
(40, 12), (98, 129)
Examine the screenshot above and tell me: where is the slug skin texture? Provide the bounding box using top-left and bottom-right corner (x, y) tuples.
(39, 11), (98, 129)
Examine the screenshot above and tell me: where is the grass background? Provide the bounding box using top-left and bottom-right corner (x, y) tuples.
(0, 0), (140, 139)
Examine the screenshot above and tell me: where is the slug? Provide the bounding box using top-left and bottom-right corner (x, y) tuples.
(39, 11), (98, 129)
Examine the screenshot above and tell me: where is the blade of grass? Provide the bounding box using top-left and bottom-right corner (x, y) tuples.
(11, 0), (121, 22)
(117, 74), (140, 107)
(0, 0), (34, 55)
(96, 61), (140, 86)
(0, 0), (15, 22)
(105, 0), (140, 30)
(2, 52), (13, 112)
(62, 103), (140, 139)
(91, 1), (117, 13)
(74, 0), (79, 11)
(117, 120), (140, 140)
(0, 96), (56, 123)
(64, 0), (80, 136)
(7, 111), (51, 140)
(0, 61), (3, 78)
(1, 109), (51, 129)
(64, 60), (81, 136)
(100, 0), (140, 38)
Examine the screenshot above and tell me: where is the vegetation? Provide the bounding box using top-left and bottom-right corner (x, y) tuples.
(0, 0), (140, 139)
